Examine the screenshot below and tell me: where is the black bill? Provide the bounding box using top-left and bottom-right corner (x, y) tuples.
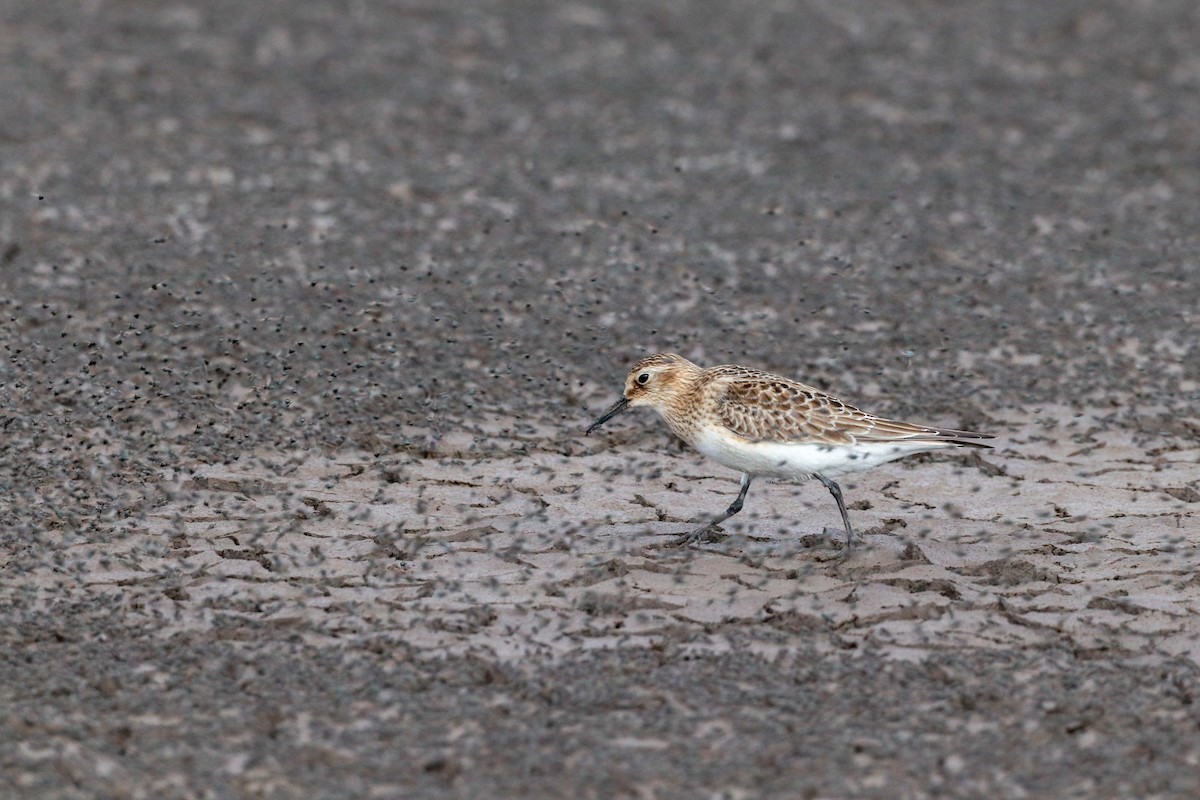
(585, 396), (630, 435)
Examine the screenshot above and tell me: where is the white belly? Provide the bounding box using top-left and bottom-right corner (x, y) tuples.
(689, 426), (954, 479)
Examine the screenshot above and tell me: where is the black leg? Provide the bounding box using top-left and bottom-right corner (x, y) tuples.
(817, 474), (855, 550)
(674, 473), (753, 546)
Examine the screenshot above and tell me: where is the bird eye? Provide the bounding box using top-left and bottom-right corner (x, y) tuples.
(636, 372), (650, 385)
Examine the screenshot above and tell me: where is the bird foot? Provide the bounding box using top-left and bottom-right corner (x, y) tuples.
(802, 528), (853, 562)
(671, 524), (722, 547)
(822, 526), (856, 549)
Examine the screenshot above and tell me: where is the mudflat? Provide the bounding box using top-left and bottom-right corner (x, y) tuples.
(2, 1), (1198, 797)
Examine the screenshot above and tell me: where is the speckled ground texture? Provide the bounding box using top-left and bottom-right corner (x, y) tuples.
(3, 1), (1200, 798)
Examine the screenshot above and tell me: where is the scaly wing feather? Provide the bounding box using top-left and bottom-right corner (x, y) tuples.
(712, 368), (992, 446)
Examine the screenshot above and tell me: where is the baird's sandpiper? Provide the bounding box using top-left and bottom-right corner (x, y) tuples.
(586, 353), (994, 551)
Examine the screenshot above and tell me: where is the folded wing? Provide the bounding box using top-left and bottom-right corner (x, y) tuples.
(714, 372), (993, 447)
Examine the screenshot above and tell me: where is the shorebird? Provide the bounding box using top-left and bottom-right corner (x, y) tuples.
(586, 353), (994, 551)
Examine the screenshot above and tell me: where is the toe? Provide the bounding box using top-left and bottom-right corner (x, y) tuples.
(673, 525), (714, 546)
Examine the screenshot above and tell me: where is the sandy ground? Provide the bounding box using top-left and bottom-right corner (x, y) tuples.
(4, 407), (1199, 797)
(35, 406), (1198, 664)
(3, 0), (1200, 797)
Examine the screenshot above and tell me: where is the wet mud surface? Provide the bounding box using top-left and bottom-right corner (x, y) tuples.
(3, 1), (1200, 797)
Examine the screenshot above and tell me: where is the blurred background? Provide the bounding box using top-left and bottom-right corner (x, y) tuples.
(3, 0), (1197, 472)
